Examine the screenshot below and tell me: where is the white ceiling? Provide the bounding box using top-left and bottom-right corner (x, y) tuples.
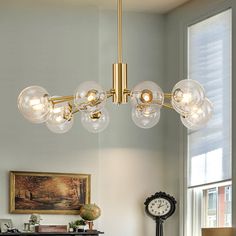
(77, 0), (190, 13)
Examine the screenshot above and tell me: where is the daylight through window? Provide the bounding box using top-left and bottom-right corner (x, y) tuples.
(186, 9), (232, 236)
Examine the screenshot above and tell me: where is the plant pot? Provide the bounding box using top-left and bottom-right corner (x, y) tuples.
(76, 226), (85, 232)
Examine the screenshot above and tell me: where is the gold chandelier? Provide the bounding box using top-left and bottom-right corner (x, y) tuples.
(17, 0), (213, 134)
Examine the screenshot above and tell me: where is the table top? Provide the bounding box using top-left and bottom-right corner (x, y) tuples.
(0, 232), (104, 235)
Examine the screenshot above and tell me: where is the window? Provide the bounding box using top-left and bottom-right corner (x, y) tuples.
(203, 183), (232, 227)
(186, 9), (232, 236)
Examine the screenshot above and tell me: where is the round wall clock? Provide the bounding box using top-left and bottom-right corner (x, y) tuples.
(144, 192), (177, 236)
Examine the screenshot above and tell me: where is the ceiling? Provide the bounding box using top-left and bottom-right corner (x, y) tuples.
(78, 0), (190, 13)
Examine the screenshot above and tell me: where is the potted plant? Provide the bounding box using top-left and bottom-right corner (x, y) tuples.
(29, 214), (42, 232)
(68, 220), (86, 232)
(68, 222), (76, 232)
(75, 220), (86, 232)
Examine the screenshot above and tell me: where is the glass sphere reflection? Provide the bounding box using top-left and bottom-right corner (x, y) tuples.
(132, 106), (160, 129)
(181, 98), (213, 130)
(81, 108), (109, 133)
(46, 102), (74, 134)
(171, 79), (205, 115)
(131, 81), (164, 112)
(74, 81), (107, 113)
(18, 86), (51, 123)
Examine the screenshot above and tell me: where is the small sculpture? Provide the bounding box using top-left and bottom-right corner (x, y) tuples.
(27, 214), (42, 232)
(29, 214), (41, 225)
(4, 223), (20, 233)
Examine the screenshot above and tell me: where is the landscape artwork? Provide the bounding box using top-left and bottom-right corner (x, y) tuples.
(10, 171), (90, 214)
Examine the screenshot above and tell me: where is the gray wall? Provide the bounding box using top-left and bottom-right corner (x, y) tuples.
(0, 1), (166, 236)
(0, 0), (100, 227)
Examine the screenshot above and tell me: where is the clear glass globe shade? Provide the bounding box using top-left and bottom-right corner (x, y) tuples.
(74, 81), (107, 113)
(81, 108), (109, 133)
(46, 102), (74, 134)
(132, 106), (160, 129)
(171, 79), (205, 115)
(181, 98), (213, 130)
(131, 81), (164, 113)
(17, 86), (51, 124)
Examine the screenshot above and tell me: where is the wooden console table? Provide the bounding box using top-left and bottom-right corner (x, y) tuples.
(0, 232), (104, 236)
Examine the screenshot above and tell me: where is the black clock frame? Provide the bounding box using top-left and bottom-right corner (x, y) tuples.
(144, 192), (177, 236)
(144, 191), (177, 220)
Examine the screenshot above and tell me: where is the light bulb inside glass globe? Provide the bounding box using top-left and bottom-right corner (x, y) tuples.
(171, 79), (205, 115)
(81, 108), (109, 133)
(74, 81), (107, 113)
(132, 105), (161, 129)
(181, 98), (213, 130)
(17, 86), (51, 123)
(131, 81), (164, 110)
(46, 101), (74, 134)
(140, 89), (153, 103)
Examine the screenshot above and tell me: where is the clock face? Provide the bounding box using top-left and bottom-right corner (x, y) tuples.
(144, 192), (177, 220)
(147, 198), (171, 217)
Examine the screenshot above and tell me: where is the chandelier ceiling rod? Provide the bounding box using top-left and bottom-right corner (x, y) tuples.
(112, 0), (129, 105)
(118, 0), (123, 63)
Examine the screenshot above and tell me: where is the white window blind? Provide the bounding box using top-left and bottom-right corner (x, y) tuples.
(187, 10), (232, 187)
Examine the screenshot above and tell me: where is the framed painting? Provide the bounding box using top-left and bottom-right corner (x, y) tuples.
(10, 171), (91, 214)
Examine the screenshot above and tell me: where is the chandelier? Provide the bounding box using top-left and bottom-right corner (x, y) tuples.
(17, 0), (213, 134)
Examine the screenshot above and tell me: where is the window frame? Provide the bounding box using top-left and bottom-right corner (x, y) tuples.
(178, 2), (235, 236)
(203, 182), (232, 227)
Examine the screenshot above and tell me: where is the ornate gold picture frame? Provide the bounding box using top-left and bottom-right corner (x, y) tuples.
(10, 171), (91, 214)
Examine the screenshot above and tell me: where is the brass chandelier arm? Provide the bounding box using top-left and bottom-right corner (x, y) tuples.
(48, 88), (131, 105)
(164, 93), (173, 99)
(51, 100), (73, 105)
(72, 108), (80, 115)
(48, 91), (173, 107)
(163, 103), (173, 110)
(49, 96), (74, 105)
(49, 96), (74, 101)
(163, 93), (173, 109)
(47, 91), (174, 123)
(70, 103), (173, 116)
(106, 89), (115, 98)
(124, 89), (131, 96)
(151, 100), (173, 110)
